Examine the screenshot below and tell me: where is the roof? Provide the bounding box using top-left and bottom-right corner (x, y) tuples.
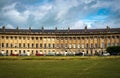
(0, 28), (120, 34)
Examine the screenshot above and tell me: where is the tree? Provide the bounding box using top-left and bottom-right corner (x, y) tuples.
(106, 46), (120, 55)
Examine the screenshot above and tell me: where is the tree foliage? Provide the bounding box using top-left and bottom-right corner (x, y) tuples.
(106, 46), (120, 55)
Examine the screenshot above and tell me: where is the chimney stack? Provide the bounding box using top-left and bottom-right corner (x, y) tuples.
(84, 26), (87, 32)
(29, 27), (31, 31)
(42, 26), (44, 32)
(2, 26), (5, 31)
(55, 27), (57, 32)
(68, 27), (70, 32)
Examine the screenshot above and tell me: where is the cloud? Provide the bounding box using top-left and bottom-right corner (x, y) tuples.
(1, 3), (30, 25)
(0, 24), (14, 29)
(0, 0), (120, 29)
(71, 20), (86, 29)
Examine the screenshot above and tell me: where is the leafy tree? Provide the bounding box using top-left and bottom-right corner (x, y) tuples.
(106, 46), (120, 55)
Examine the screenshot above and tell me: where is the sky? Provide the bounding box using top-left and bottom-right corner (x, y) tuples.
(0, 0), (120, 29)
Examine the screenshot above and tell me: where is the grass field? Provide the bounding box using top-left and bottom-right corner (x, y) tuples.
(0, 56), (120, 78)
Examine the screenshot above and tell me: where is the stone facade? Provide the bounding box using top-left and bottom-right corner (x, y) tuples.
(0, 26), (120, 56)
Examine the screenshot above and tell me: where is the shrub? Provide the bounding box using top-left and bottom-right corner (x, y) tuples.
(106, 46), (120, 55)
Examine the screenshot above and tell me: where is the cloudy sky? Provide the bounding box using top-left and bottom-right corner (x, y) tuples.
(0, 0), (120, 29)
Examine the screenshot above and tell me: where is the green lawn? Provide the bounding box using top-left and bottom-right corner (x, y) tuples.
(0, 56), (120, 78)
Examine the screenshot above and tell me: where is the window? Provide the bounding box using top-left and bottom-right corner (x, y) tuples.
(112, 36), (115, 39)
(23, 37), (26, 40)
(2, 43), (4, 47)
(32, 44), (34, 48)
(108, 36), (110, 40)
(6, 50), (8, 55)
(117, 43), (119, 46)
(82, 44), (84, 48)
(95, 43), (98, 48)
(40, 37), (42, 40)
(112, 43), (115, 46)
(82, 37), (84, 40)
(65, 44), (68, 48)
(19, 50), (21, 54)
(6, 36), (9, 39)
(107, 43), (110, 47)
(86, 43), (89, 48)
(10, 44), (13, 48)
(36, 37), (38, 40)
(2, 36), (4, 39)
(19, 43), (21, 48)
(23, 43), (25, 47)
(23, 50), (25, 53)
(44, 44), (46, 48)
(73, 44), (76, 48)
(48, 44), (51, 48)
(61, 44), (63, 48)
(86, 50), (88, 54)
(27, 37), (30, 40)
(101, 43), (104, 48)
(15, 36), (17, 39)
(32, 50), (34, 54)
(91, 44), (93, 48)
(36, 44), (38, 48)
(6, 43), (8, 48)
(11, 36), (13, 39)
(32, 37), (34, 40)
(116, 36), (119, 39)
(19, 36), (21, 39)
(56, 44), (59, 48)
(69, 44), (72, 48)
(40, 44), (42, 48)
(78, 44), (80, 48)
(15, 43), (17, 48)
(11, 50), (13, 55)
(53, 44), (55, 48)
(28, 44), (30, 48)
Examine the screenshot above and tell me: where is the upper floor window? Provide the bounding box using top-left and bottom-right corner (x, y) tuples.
(36, 37), (38, 40)
(32, 37), (34, 40)
(2, 36), (4, 39)
(15, 36), (17, 39)
(86, 43), (89, 48)
(53, 44), (55, 48)
(32, 44), (34, 48)
(36, 44), (38, 48)
(91, 44), (94, 48)
(40, 37), (42, 40)
(95, 43), (98, 48)
(108, 36), (110, 39)
(116, 36), (119, 39)
(6, 36), (9, 39)
(81, 44), (84, 48)
(11, 36), (13, 39)
(23, 43), (25, 47)
(10, 44), (13, 48)
(40, 44), (42, 48)
(19, 37), (21, 39)
(19, 43), (21, 48)
(2, 43), (4, 47)
(78, 44), (80, 48)
(48, 44), (51, 48)
(112, 36), (115, 39)
(28, 44), (30, 48)
(44, 44), (46, 48)
(6, 43), (8, 47)
(82, 37), (84, 40)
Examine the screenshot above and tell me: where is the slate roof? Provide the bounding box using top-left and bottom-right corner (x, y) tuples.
(0, 28), (120, 33)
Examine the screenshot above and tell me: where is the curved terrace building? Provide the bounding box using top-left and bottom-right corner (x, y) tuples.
(0, 26), (120, 56)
